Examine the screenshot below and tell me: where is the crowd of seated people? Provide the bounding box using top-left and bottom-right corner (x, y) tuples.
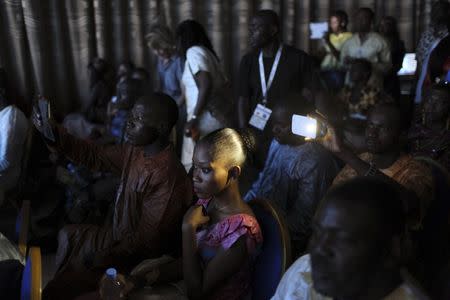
(0, 3), (449, 300)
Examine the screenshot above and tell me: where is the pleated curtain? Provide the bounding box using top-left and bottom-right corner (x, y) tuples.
(0, 0), (433, 116)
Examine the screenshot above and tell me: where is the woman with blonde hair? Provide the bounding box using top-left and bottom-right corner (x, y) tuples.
(146, 24), (185, 155)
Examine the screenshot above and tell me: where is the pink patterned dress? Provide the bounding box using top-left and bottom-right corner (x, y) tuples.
(195, 198), (263, 300)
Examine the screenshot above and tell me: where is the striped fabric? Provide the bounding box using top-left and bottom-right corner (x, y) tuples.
(0, 0), (433, 113)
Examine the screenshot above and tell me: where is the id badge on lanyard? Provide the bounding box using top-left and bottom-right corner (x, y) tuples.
(249, 45), (283, 131)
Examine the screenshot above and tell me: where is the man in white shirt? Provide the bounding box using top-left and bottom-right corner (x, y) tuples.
(272, 177), (426, 300)
(340, 8), (391, 87)
(0, 92), (28, 204)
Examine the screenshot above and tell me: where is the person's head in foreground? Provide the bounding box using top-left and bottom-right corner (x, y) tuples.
(271, 92), (312, 145)
(329, 10), (349, 34)
(366, 103), (404, 155)
(146, 24), (177, 61)
(249, 9), (280, 50)
(309, 176), (407, 299)
(124, 92), (178, 147)
(192, 128), (254, 199)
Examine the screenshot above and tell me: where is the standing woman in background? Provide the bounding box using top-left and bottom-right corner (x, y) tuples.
(176, 20), (232, 171)
(147, 24), (185, 156)
(320, 10), (353, 91)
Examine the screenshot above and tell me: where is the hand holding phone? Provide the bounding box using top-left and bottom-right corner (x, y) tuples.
(291, 112), (327, 139)
(291, 111), (349, 155)
(32, 95), (56, 142)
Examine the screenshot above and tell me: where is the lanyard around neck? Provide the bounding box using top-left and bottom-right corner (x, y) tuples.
(259, 45), (283, 105)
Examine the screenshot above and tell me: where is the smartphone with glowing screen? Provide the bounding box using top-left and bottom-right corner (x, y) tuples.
(291, 114), (327, 139)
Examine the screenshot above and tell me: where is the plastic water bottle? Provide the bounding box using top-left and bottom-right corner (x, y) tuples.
(99, 268), (124, 300)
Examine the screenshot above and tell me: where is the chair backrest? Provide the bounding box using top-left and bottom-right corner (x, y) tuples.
(15, 200), (31, 257)
(249, 199), (291, 300)
(20, 247), (42, 300)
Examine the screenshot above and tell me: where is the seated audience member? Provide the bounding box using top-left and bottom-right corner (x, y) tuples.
(130, 67), (151, 96)
(244, 96), (341, 257)
(340, 8), (391, 88)
(0, 91), (28, 205)
(177, 20), (232, 171)
(108, 77), (142, 142)
(101, 128), (263, 300)
(320, 10), (352, 90)
(33, 93), (192, 299)
(63, 58), (112, 139)
(238, 10), (318, 167)
(409, 84), (450, 171)
(86, 57), (112, 122)
(272, 177), (426, 300)
(116, 61), (135, 84)
(328, 103), (432, 230)
(337, 58), (389, 118)
(147, 23), (185, 155)
(377, 16), (406, 101)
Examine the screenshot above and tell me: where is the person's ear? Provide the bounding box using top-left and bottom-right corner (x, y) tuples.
(227, 166), (241, 182)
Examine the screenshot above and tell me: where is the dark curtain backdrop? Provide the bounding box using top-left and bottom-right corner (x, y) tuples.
(0, 0), (434, 116)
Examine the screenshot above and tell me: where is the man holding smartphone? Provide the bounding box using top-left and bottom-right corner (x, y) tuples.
(33, 93), (192, 299)
(322, 103), (432, 231)
(244, 95), (340, 257)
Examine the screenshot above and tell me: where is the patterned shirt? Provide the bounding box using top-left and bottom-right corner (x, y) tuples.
(338, 84), (382, 117)
(416, 25), (449, 73)
(333, 153), (433, 229)
(196, 198), (263, 300)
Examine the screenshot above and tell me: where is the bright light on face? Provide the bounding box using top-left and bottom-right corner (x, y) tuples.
(306, 121), (317, 134)
(292, 115), (318, 139)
